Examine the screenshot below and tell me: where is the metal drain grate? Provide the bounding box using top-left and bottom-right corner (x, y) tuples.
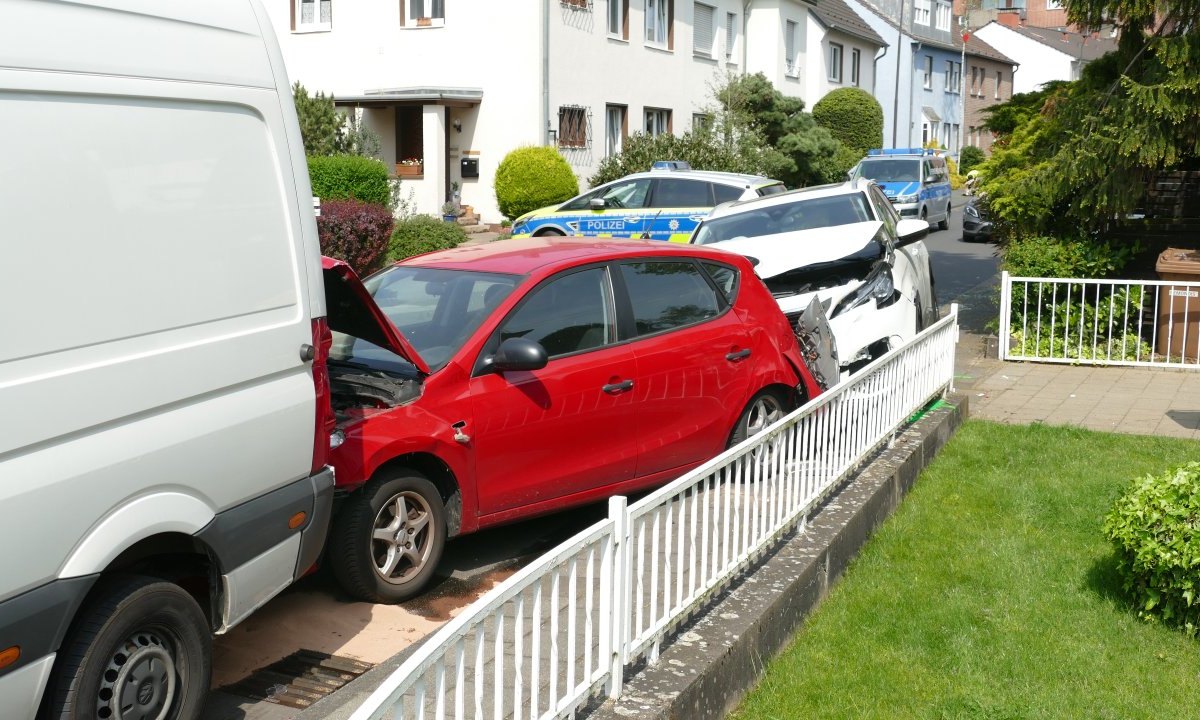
(224, 650), (374, 709)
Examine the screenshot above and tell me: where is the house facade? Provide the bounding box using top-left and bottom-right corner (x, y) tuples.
(266, 0), (808, 223)
(962, 36), (1016, 153)
(974, 21), (1117, 94)
(953, 0), (1070, 31)
(846, 0), (965, 153)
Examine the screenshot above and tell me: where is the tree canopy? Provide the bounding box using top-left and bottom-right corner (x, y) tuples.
(976, 0), (1200, 238)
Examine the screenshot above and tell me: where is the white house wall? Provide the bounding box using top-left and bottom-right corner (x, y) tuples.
(547, 0), (748, 190)
(745, 0), (808, 99)
(847, 2), (910, 145)
(804, 24), (879, 109)
(975, 24), (1066, 94)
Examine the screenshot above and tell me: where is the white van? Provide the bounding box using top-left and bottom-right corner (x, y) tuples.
(0, 2), (334, 718)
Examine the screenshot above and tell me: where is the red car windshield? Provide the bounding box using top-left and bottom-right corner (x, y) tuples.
(331, 266), (520, 373)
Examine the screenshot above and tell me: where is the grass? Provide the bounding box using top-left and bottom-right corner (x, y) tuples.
(732, 420), (1200, 720)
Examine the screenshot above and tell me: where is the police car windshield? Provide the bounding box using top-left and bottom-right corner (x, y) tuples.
(858, 159), (920, 183)
(693, 194), (872, 245)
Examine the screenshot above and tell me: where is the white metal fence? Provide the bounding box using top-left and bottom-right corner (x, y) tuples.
(1000, 271), (1200, 368)
(348, 306), (960, 720)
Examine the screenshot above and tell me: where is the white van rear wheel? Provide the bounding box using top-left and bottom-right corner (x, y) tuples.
(46, 576), (210, 720)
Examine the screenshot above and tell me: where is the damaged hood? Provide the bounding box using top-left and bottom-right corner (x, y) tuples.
(321, 257), (431, 375)
(708, 221), (884, 280)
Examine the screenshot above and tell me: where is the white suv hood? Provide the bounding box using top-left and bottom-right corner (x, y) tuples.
(706, 221), (883, 280)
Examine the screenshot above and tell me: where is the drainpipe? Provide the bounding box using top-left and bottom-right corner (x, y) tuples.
(542, 0), (550, 145)
(873, 43), (887, 96)
(742, 0), (753, 73)
(891, 0), (904, 146)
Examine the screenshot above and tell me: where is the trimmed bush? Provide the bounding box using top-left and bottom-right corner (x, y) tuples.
(494, 146), (579, 220)
(1105, 462), (1200, 634)
(317, 199), (394, 274)
(309, 155), (392, 208)
(811, 88), (884, 155)
(387, 215), (467, 262)
(959, 145), (986, 175)
(1002, 235), (1136, 278)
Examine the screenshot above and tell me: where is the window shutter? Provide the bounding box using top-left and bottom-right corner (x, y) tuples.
(785, 21), (796, 72)
(693, 3), (714, 56)
(725, 11), (736, 58)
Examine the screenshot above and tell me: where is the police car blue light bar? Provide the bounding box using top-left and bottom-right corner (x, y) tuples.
(650, 160), (692, 171)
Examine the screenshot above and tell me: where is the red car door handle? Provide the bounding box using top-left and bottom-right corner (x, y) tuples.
(602, 379), (634, 394)
(726, 348), (752, 362)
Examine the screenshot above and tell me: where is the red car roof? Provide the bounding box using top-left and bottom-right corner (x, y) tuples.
(398, 237), (742, 275)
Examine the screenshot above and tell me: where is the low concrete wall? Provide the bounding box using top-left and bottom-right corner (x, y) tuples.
(588, 394), (968, 720)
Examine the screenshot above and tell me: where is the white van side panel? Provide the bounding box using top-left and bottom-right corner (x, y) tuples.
(0, 67), (315, 599)
(0, 656), (55, 720)
(0, 0), (275, 89)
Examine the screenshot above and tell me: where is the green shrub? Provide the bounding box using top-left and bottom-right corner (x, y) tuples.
(387, 215), (467, 262)
(494, 146), (579, 220)
(308, 155), (392, 208)
(1003, 236), (1137, 278)
(1105, 462), (1200, 635)
(959, 145), (986, 175)
(811, 88), (883, 155)
(316, 199), (394, 274)
(590, 130), (752, 187)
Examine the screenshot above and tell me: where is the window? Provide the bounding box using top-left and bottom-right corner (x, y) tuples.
(499, 268), (614, 358)
(605, 104), (627, 156)
(935, 1), (951, 31)
(995, 69), (1002, 99)
(693, 2), (715, 57)
(692, 113), (713, 132)
(608, 0), (628, 38)
(701, 262), (739, 303)
(951, 123), (959, 151)
(968, 125), (975, 146)
(400, 0), (444, 26)
(395, 107), (424, 171)
(1045, 0), (1063, 8)
(712, 183), (744, 204)
(558, 106), (588, 149)
(652, 178), (711, 207)
(725, 11), (737, 59)
(620, 262), (721, 337)
(914, 0), (931, 26)
(562, 177), (651, 210)
(922, 55), (933, 89)
(945, 61), (961, 92)
(851, 48), (861, 86)
(941, 122), (950, 147)
(646, 0), (673, 48)
(970, 66), (979, 95)
(645, 107), (671, 136)
(829, 43), (844, 83)
(785, 20), (798, 75)
(293, 0), (332, 31)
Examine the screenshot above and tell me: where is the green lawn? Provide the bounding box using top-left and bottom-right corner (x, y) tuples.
(732, 421), (1200, 720)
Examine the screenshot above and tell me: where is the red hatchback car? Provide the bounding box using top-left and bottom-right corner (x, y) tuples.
(321, 238), (822, 602)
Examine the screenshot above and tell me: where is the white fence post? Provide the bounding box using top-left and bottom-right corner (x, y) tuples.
(607, 494), (629, 699)
(998, 271), (1011, 361)
(949, 303), (960, 394)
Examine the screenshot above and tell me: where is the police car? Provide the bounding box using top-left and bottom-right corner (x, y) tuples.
(851, 148), (952, 230)
(510, 162), (786, 243)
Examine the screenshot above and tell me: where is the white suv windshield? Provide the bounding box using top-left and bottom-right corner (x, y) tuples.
(693, 193), (873, 244)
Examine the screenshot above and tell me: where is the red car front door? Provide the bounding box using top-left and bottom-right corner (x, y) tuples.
(469, 265), (640, 517)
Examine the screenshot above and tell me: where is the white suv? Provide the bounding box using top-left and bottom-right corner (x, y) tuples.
(691, 181), (938, 372)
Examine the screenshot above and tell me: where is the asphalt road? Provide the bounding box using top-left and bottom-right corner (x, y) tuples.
(203, 196), (1002, 719)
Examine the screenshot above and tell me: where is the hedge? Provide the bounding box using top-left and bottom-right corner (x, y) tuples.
(812, 88), (884, 155)
(387, 215), (468, 262)
(316, 199), (394, 274)
(309, 154), (392, 207)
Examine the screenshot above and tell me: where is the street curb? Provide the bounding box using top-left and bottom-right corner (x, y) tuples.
(587, 393), (969, 720)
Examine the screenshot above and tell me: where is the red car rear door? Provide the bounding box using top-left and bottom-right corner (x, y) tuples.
(615, 258), (754, 477)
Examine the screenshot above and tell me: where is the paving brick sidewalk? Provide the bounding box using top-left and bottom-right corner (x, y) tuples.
(954, 331), (1200, 439)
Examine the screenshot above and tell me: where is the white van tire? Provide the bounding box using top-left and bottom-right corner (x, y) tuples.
(45, 576), (211, 720)
(330, 471), (447, 603)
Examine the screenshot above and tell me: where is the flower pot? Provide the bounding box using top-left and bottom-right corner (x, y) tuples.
(395, 163), (423, 178)
(417, 17), (432, 26)
(442, 214), (457, 223)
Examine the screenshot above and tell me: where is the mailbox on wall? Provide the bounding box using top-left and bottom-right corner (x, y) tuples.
(460, 157), (479, 179)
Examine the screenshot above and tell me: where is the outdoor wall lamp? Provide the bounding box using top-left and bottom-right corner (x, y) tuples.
(452, 119), (462, 133)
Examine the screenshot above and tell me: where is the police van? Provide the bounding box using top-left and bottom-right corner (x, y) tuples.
(852, 149), (952, 230)
(510, 163), (786, 242)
